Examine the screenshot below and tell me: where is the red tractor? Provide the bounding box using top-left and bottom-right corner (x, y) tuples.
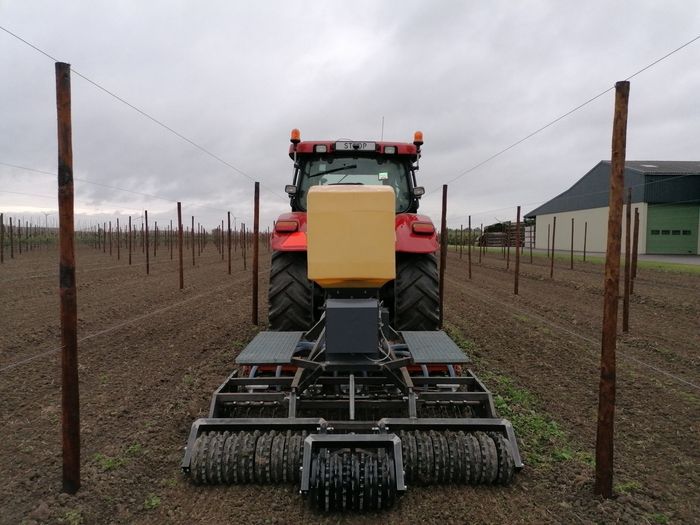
(269, 129), (439, 332)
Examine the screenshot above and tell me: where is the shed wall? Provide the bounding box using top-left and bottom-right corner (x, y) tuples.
(535, 204), (648, 255)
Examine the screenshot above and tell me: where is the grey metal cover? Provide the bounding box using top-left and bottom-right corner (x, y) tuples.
(401, 331), (470, 364)
(235, 331), (304, 365)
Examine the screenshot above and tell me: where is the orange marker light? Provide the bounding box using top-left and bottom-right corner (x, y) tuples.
(275, 220), (299, 233)
(290, 128), (301, 144)
(413, 130), (424, 146)
(412, 222), (434, 234)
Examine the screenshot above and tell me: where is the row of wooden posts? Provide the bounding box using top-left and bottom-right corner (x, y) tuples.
(82, 211), (272, 283)
(449, 193), (641, 333)
(0, 214), (58, 263)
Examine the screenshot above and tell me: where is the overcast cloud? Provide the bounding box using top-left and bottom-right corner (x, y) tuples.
(1, 1), (699, 230)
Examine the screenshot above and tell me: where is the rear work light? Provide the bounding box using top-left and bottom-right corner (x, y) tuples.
(275, 220), (299, 233)
(412, 222), (435, 235)
(314, 144), (328, 153)
(384, 146), (396, 154)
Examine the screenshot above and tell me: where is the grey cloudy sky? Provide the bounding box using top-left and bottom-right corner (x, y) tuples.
(1, 1), (699, 230)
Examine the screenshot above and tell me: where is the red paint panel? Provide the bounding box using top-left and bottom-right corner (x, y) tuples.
(271, 212), (308, 251)
(395, 214), (438, 253)
(273, 211), (437, 254)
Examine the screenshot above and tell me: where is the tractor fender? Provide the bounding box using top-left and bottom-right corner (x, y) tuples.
(395, 213), (439, 253)
(271, 211), (308, 252)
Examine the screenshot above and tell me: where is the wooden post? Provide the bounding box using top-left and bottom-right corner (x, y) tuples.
(570, 218), (575, 270)
(128, 216), (132, 265)
(595, 80), (630, 499)
(550, 217), (556, 278)
(631, 208), (640, 294)
(502, 224), (506, 260)
(9, 217), (14, 258)
(177, 203), (184, 289)
(253, 182), (260, 325)
(226, 212), (232, 275)
(623, 188), (632, 333)
(439, 185), (448, 328)
(467, 215), (472, 280)
(479, 223), (483, 264)
(583, 221), (588, 262)
(18, 220), (22, 255)
(109, 221), (112, 256)
(144, 210), (150, 275)
(221, 220), (225, 262)
(191, 216), (195, 267)
(154, 221), (158, 257)
(242, 224), (247, 270)
(514, 206), (521, 295)
(116, 218), (120, 260)
(506, 224), (511, 270)
(56, 61), (80, 494)
(459, 224), (463, 259)
(0, 213), (4, 263)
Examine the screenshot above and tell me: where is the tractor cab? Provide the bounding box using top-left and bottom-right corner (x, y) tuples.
(284, 131), (426, 214)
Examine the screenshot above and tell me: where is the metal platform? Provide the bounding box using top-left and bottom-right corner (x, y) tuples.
(235, 331), (304, 365)
(401, 330), (470, 364)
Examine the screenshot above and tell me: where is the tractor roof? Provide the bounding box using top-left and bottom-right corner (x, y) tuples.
(289, 140), (418, 158)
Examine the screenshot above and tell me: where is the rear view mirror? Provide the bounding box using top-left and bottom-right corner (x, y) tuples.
(412, 187), (425, 197)
(285, 185), (297, 196)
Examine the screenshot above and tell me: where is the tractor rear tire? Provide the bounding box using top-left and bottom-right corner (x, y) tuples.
(268, 251), (313, 331)
(394, 253), (440, 331)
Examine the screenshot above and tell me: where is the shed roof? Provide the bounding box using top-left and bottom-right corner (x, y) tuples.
(525, 161), (700, 218)
(623, 160), (700, 174)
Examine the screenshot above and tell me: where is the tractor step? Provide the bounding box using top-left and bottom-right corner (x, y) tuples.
(235, 331), (304, 365)
(401, 331), (471, 364)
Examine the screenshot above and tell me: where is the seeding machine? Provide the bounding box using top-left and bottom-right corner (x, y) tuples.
(181, 130), (522, 510)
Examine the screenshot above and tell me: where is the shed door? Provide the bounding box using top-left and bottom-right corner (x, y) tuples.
(646, 204), (699, 254)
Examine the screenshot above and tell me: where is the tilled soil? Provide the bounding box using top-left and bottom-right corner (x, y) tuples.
(1, 245), (698, 524)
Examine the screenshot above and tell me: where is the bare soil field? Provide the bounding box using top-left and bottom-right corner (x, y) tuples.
(1, 244), (698, 524)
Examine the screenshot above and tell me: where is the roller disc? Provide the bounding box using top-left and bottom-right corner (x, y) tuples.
(270, 432), (287, 484)
(474, 431), (498, 484)
(309, 449), (322, 510)
(489, 432), (516, 485)
(189, 432), (210, 485)
(254, 431), (273, 483)
(221, 431), (238, 484)
(236, 431), (256, 483)
(415, 431), (434, 485)
(463, 432), (481, 484)
(402, 431), (417, 484)
(207, 431), (226, 484)
(430, 431), (449, 483)
(366, 453), (376, 511)
(444, 431), (462, 483)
